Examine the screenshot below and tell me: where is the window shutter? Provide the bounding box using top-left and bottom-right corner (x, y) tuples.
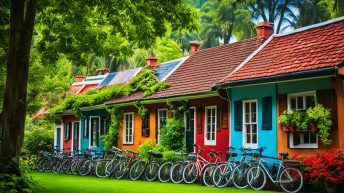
(216, 106), (221, 131)
(221, 103), (228, 129)
(316, 89), (338, 130)
(234, 101), (243, 131)
(185, 110), (190, 131)
(197, 107), (202, 134)
(262, 96), (272, 130)
(278, 94), (288, 115)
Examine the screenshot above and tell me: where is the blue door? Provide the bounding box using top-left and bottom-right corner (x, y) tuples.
(56, 127), (61, 150)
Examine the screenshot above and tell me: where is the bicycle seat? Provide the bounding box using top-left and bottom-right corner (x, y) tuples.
(148, 152), (163, 158)
(226, 152), (238, 158)
(279, 152), (289, 158)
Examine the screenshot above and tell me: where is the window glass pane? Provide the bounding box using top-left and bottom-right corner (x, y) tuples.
(245, 103), (249, 114)
(251, 113), (256, 123)
(297, 96), (304, 110)
(246, 134), (251, 143)
(252, 124), (257, 134)
(251, 102), (256, 113)
(304, 133), (310, 144)
(305, 95), (316, 109)
(252, 134), (257, 143)
(245, 113), (250, 123)
(291, 98), (296, 110)
(310, 133), (317, 143)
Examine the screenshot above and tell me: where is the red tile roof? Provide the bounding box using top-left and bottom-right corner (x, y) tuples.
(67, 85), (84, 95)
(149, 38), (264, 99)
(223, 18), (344, 83)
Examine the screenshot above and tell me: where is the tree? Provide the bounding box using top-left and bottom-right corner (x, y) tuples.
(281, 0), (331, 32)
(248, 0), (297, 33)
(0, 0), (198, 175)
(200, 0), (256, 46)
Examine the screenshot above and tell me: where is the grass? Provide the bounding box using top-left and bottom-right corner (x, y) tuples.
(32, 172), (278, 193)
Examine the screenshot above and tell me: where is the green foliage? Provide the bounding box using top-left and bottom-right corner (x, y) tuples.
(153, 38), (184, 63)
(101, 106), (123, 150)
(50, 69), (169, 116)
(279, 104), (333, 145)
(0, 158), (38, 193)
(135, 101), (148, 118)
(160, 100), (189, 151)
(306, 104), (332, 145)
(23, 118), (54, 155)
(137, 139), (157, 161)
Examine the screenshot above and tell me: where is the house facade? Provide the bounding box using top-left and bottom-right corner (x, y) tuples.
(216, 17), (344, 157)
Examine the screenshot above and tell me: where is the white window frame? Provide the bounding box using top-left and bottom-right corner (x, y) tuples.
(71, 121), (80, 152)
(287, 91), (318, 148)
(123, 112), (134, 145)
(204, 106), (217, 146)
(54, 124), (62, 151)
(242, 100), (258, 149)
(89, 116), (100, 148)
(184, 107), (196, 152)
(83, 118), (88, 138)
(157, 109), (168, 144)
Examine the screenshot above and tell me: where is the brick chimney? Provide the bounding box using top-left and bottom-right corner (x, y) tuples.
(146, 56), (159, 68)
(96, 68), (110, 75)
(256, 22), (274, 39)
(190, 40), (200, 54)
(75, 75), (85, 82)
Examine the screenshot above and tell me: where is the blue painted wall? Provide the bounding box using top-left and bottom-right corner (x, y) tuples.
(228, 77), (332, 159)
(80, 109), (109, 153)
(228, 83), (277, 158)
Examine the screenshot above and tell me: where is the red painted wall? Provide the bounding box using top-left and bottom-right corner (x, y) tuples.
(189, 97), (230, 162)
(62, 115), (79, 153)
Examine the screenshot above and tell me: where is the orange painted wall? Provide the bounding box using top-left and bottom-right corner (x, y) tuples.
(277, 77), (344, 157)
(118, 103), (167, 151)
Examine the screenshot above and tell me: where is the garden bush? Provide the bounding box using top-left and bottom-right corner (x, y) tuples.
(294, 148), (344, 192)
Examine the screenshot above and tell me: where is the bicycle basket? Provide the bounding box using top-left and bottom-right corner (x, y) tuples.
(283, 160), (301, 168)
(187, 153), (197, 161)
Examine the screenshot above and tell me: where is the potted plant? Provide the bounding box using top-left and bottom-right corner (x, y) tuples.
(279, 111), (293, 132)
(306, 104), (332, 145)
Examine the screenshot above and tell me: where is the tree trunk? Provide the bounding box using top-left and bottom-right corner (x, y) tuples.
(0, 0), (37, 175)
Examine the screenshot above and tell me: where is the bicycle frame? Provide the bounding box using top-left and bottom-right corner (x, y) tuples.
(256, 158), (285, 184)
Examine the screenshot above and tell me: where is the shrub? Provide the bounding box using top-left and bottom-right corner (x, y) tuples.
(23, 118), (54, 155)
(137, 139), (157, 161)
(294, 149), (344, 192)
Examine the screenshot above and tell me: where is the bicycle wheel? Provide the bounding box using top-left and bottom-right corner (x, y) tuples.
(170, 162), (184, 184)
(52, 160), (62, 173)
(71, 160), (80, 175)
(106, 160), (117, 178)
(247, 166), (266, 190)
(62, 159), (72, 174)
(145, 162), (160, 181)
(95, 160), (109, 178)
(129, 160), (146, 181)
(213, 163), (233, 188)
(183, 162), (198, 184)
(279, 167), (303, 193)
(232, 164), (249, 189)
(113, 160), (130, 179)
(202, 164), (216, 187)
(158, 162), (173, 183)
(79, 160), (92, 176)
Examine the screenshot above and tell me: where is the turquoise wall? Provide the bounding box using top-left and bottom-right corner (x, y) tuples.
(228, 77), (332, 159)
(228, 83), (277, 158)
(80, 109), (109, 153)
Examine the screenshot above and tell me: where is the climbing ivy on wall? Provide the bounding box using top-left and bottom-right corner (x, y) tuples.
(49, 68), (169, 117)
(160, 100), (189, 151)
(101, 106), (123, 150)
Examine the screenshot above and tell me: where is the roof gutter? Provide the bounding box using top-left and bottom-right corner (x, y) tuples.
(214, 66), (336, 89)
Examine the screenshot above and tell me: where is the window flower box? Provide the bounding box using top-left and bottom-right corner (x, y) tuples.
(279, 104), (332, 145)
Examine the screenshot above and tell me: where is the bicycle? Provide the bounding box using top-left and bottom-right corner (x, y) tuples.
(112, 149), (138, 179)
(231, 147), (260, 189)
(182, 144), (221, 184)
(211, 146), (238, 188)
(169, 152), (189, 184)
(246, 151), (303, 193)
(202, 149), (224, 187)
(129, 151), (163, 181)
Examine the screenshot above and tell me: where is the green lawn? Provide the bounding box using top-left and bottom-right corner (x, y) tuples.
(32, 172), (278, 193)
